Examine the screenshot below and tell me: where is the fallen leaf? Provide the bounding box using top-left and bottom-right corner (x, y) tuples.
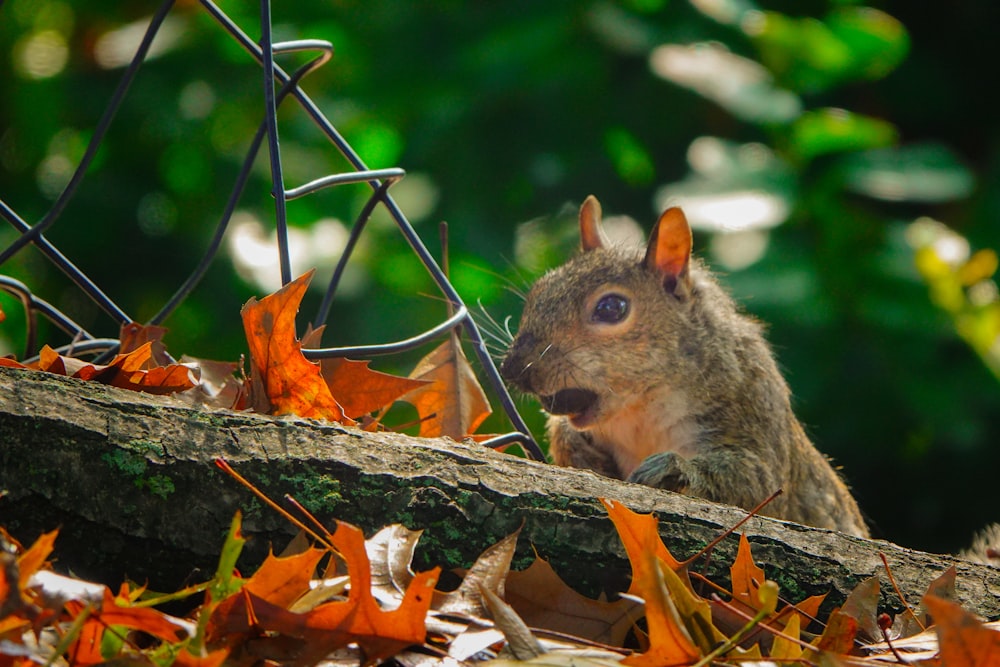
(16, 530), (57, 590)
(301, 521), (441, 663)
(600, 498), (682, 583)
(813, 610), (857, 655)
(437, 529), (519, 619)
(924, 565), (957, 603)
(507, 556), (639, 647)
(770, 613), (804, 660)
(620, 549), (701, 667)
(246, 547), (327, 608)
(839, 576), (880, 642)
(36, 342), (197, 394)
(209, 521), (440, 665)
(658, 559), (727, 655)
(730, 533), (765, 611)
(404, 333), (490, 439)
(480, 584), (544, 660)
(321, 357), (430, 419)
(87, 587), (190, 642)
(484, 655), (625, 667)
(366, 524), (422, 608)
(119, 321), (172, 366)
(241, 271), (352, 424)
(924, 594), (1000, 666)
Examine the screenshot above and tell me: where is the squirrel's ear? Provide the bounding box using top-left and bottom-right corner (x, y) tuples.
(579, 195), (609, 252)
(644, 207), (692, 297)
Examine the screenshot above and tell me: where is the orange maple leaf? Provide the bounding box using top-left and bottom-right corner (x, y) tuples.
(622, 551), (701, 667)
(206, 522), (439, 665)
(208, 546), (328, 637)
(730, 533), (765, 610)
(713, 533), (825, 647)
(403, 334), (490, 439)
(602, 499), (699, 666)
(66, 588), (191, 665)
(16, 529), (57, 590)
(302, 522), (440, 663)
(241, 271), (353, 424)
(924, 594), (1000, 666)
(245, 547), (327, 608)
(601, 498), (682, 584)
(320, 357), (430, 419)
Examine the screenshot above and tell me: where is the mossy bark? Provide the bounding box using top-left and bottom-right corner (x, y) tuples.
(1, 366), (997, 618)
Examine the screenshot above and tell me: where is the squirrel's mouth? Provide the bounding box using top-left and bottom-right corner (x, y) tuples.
(539, 388), (599, 427)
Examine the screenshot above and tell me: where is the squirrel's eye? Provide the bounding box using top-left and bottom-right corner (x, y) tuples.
(592, 294), (629, 323)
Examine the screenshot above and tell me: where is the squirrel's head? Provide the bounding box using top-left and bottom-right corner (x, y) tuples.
(500, 195), (700, 429)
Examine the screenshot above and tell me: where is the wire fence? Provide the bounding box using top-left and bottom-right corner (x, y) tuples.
(0, 0), (542, 460)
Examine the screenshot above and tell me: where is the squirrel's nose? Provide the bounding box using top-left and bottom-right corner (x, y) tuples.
(500, 332), (536, 385)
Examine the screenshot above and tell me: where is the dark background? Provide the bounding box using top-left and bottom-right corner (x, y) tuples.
(1, 0), (998, 554)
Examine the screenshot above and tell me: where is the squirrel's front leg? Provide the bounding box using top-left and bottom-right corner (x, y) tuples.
(628, 449), (779, 511)
(627, 451), (694, 492)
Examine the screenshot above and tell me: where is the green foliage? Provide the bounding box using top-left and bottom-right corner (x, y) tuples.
(1, 0), (998, 553)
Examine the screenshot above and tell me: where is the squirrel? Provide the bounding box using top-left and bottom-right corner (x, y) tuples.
(500, 195), (869, 537)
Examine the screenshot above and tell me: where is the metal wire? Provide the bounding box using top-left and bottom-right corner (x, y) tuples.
(0, 0), (542, 461)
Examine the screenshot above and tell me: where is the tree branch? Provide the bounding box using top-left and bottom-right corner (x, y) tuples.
(1, 367), (996, 618)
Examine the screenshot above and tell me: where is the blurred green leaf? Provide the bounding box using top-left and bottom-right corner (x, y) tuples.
(789, 108), (897, 161)
(843, 143), (974, 203)
(746, 7), (908, 92)
(604, 126), (655, 186)
(349, 120), (405, 169)
(825, 7), (909, 80)
(747, 12), (852, 92)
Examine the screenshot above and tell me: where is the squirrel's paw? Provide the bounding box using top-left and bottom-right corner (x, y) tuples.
(627, 452), (693, 492)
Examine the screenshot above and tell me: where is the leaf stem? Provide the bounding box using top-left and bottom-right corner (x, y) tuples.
(691, 597), (770, 667)
(681, 489), (784, 568)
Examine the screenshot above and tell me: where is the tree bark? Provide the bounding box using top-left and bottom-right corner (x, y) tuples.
(1, 366), (997, 618)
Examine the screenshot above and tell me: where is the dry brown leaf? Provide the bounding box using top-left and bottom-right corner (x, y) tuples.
(404, 334), (490, 439)
(480, 584), (545, 660)
(507, 557), (639, 647)
(36, 342), (197, 394)
(840, 576), (881, 642)
(366, 524), (422, 608)
(437, 529), (520, 619)
(119, 321), (172, 366)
